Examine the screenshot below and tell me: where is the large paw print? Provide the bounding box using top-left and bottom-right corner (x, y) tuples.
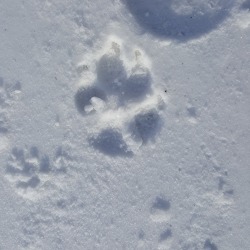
(75, 41), (165, 156)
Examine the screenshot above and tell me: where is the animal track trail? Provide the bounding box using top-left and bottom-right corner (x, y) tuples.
(218, 175), (234, 197)
(75, 40), (166, 156)
(5, 146), (72, 199)
(200, 144), (234, 200)
(147, 196), (174, 249)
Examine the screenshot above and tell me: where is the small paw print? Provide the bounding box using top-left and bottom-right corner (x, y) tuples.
(75, 41), (166, 156)
(5, 147), (47, 193)
(158, 229), (173, 250)
(5, 146), (71, 199)
(150, 196), (171, 222)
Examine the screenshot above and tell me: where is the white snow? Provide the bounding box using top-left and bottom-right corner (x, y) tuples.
(0, 0), (250, 249)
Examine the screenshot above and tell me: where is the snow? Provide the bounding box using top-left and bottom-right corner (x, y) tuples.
(0, 0), (250, 249)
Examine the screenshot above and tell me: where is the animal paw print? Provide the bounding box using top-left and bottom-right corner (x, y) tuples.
(5, 146), (71, 199)
(149, 196), (173, 249)
(75, 41), (165, 156)
(150, 196), (171, 222)
(158, 229), (173, 250)
(5, 147), (47, 194)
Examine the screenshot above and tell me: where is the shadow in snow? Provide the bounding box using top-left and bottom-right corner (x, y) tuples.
(242, 0), (250, 10)
(124, 0), (233, 41)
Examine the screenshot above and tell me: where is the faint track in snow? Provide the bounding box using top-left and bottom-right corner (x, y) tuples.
(0, 76), (21, 135)
(5, 145), (74, 200)
(150, 196), (171, 222)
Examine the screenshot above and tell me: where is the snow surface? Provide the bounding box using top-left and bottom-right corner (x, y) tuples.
(0, 0), (250, 249)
